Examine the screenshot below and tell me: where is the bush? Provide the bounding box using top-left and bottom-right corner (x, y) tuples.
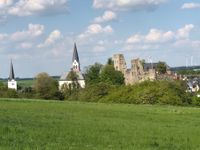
(33, 72), (59, 100)
(77, 82), (112, 102)
(192, 96), (200, 106)
(99, 81), (191, 106)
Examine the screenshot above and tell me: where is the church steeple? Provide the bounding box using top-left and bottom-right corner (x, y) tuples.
(8, 59), (17, 90)
(9, 60), (15, 81)
(72, 43), (80, 72)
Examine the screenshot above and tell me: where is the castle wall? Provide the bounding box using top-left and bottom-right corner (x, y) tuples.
(113, 54), (156, 85)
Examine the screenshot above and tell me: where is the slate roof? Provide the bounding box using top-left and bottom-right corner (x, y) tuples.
(60, 71), (84, 81)
(9, 60), (15, 80)
(143, 63), (158, 71)
(143, 63), (171, 71)
(72, 43), (80, 64)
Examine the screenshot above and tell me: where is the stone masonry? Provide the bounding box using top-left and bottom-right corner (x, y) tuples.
(113, 54), (156, 85)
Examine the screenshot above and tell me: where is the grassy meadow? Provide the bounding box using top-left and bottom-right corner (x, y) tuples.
(17, 79), (34, 88)
(0, 99), (200, 150)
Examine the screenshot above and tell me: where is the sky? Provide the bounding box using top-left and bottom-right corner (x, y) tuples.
(0, 0), (200, 78)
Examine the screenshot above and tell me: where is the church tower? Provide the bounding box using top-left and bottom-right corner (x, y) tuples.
(8, 60), (17, 90)
(72, 43), (80, 72)
(59, 43), (85, 89)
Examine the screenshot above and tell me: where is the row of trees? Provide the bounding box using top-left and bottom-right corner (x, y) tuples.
(60, 59), (195, 106)
(1, 58), (200, 106)
(0, 59), (124, 100)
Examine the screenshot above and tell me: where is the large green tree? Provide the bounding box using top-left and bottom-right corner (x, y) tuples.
(34, 72), (59, 99)
(84, 63), (103, 84)
(157, 61), (167, 74)
(100, 64), (124, 85)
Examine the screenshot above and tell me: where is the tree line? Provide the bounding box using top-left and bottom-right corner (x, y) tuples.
(0, 58), (200, 106)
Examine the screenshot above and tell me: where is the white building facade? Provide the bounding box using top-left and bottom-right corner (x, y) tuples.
(8, 60), (17, 90)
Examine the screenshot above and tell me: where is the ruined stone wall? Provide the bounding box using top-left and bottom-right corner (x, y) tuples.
(113, 54), (157, 85)
(113, 54), (127, 74)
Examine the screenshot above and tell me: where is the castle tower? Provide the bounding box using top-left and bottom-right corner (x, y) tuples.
(113, 54), (127, 74)
(72, 43), (80, 72)
(8, 60), (17, 90)
(131, 59), (144, 76)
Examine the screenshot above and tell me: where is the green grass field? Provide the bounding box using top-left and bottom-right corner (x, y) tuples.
(17, 80), (34, 88)
(0, 99), (200, 150)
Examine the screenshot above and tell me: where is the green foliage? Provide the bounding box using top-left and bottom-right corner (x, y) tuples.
(34, 72), (59, 100)
(177, 69), (200, 75)
(0, 82), (18, 98)
(18, 79), (34, 88)
(107, 57), (114, 66)
(157, 61), (167, 74)
(78, 82), (111, 102)
(84, 62), (124, 86)
(84, 63), (103, 84)
(100, 65), (124, 85)
(192, 96), (200, 106)
(67, 70), (78, 81)
(61, 83), (79, 101)
(1, 99), (200, 149)
(74, 80), (191, 106)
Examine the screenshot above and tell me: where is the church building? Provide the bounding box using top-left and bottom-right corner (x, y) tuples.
(8, 60), (17, 90)
(59, 43), (85, 89)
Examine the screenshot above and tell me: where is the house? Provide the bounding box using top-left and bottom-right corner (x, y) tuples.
(187, 78), (200, 93)
(59, 43), (85, 89)
(8, 60), (17, 90)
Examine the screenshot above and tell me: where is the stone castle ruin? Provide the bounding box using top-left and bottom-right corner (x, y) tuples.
(113, 54), (174, 85)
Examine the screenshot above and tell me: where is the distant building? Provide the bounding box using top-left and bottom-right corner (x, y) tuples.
(113, 54), (173, 85)
(187, 78), (200, 93)
(59, 43), (85, 89)
(113, 54), (156, 85)
(8, 60), (17, 90)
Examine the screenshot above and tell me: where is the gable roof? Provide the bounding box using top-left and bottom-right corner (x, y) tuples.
(60, 71), (84, 81)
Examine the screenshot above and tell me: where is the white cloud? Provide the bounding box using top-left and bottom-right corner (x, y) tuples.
(0, 0), (13, 23)
(93, 45), (106, 52)
(174, 39), (200, 50)
(18, 42), (33, 49)
(78, 24), (113, 41)
(177, 24), (194, 39)
(38, 30), (62, 48)
(94, 10), (117, 23)
(127, 34), (144, 43)
(0, 33), (8, 41)
(181, 3), (200, 9)
(145, 29), (175, 43)
(0, 0), (13, 8)
(125, 24), (194, 51)
(11, 24), (44, 41)
(8, 0), (68, 16)
(126, 24), (194, 45)
(93, 0), (166, 11)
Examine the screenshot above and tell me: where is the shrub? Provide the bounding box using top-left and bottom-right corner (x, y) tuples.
(33, 72), (59, 99)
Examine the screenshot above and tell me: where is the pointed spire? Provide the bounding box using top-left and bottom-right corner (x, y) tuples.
(72, 43), (81, 72)
(72, 43), (80, 64)
(9, 59), (15, 80)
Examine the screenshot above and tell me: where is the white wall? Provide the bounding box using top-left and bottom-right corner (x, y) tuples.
(8, 80), (17, 90)
(59, 80), (85, 90)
